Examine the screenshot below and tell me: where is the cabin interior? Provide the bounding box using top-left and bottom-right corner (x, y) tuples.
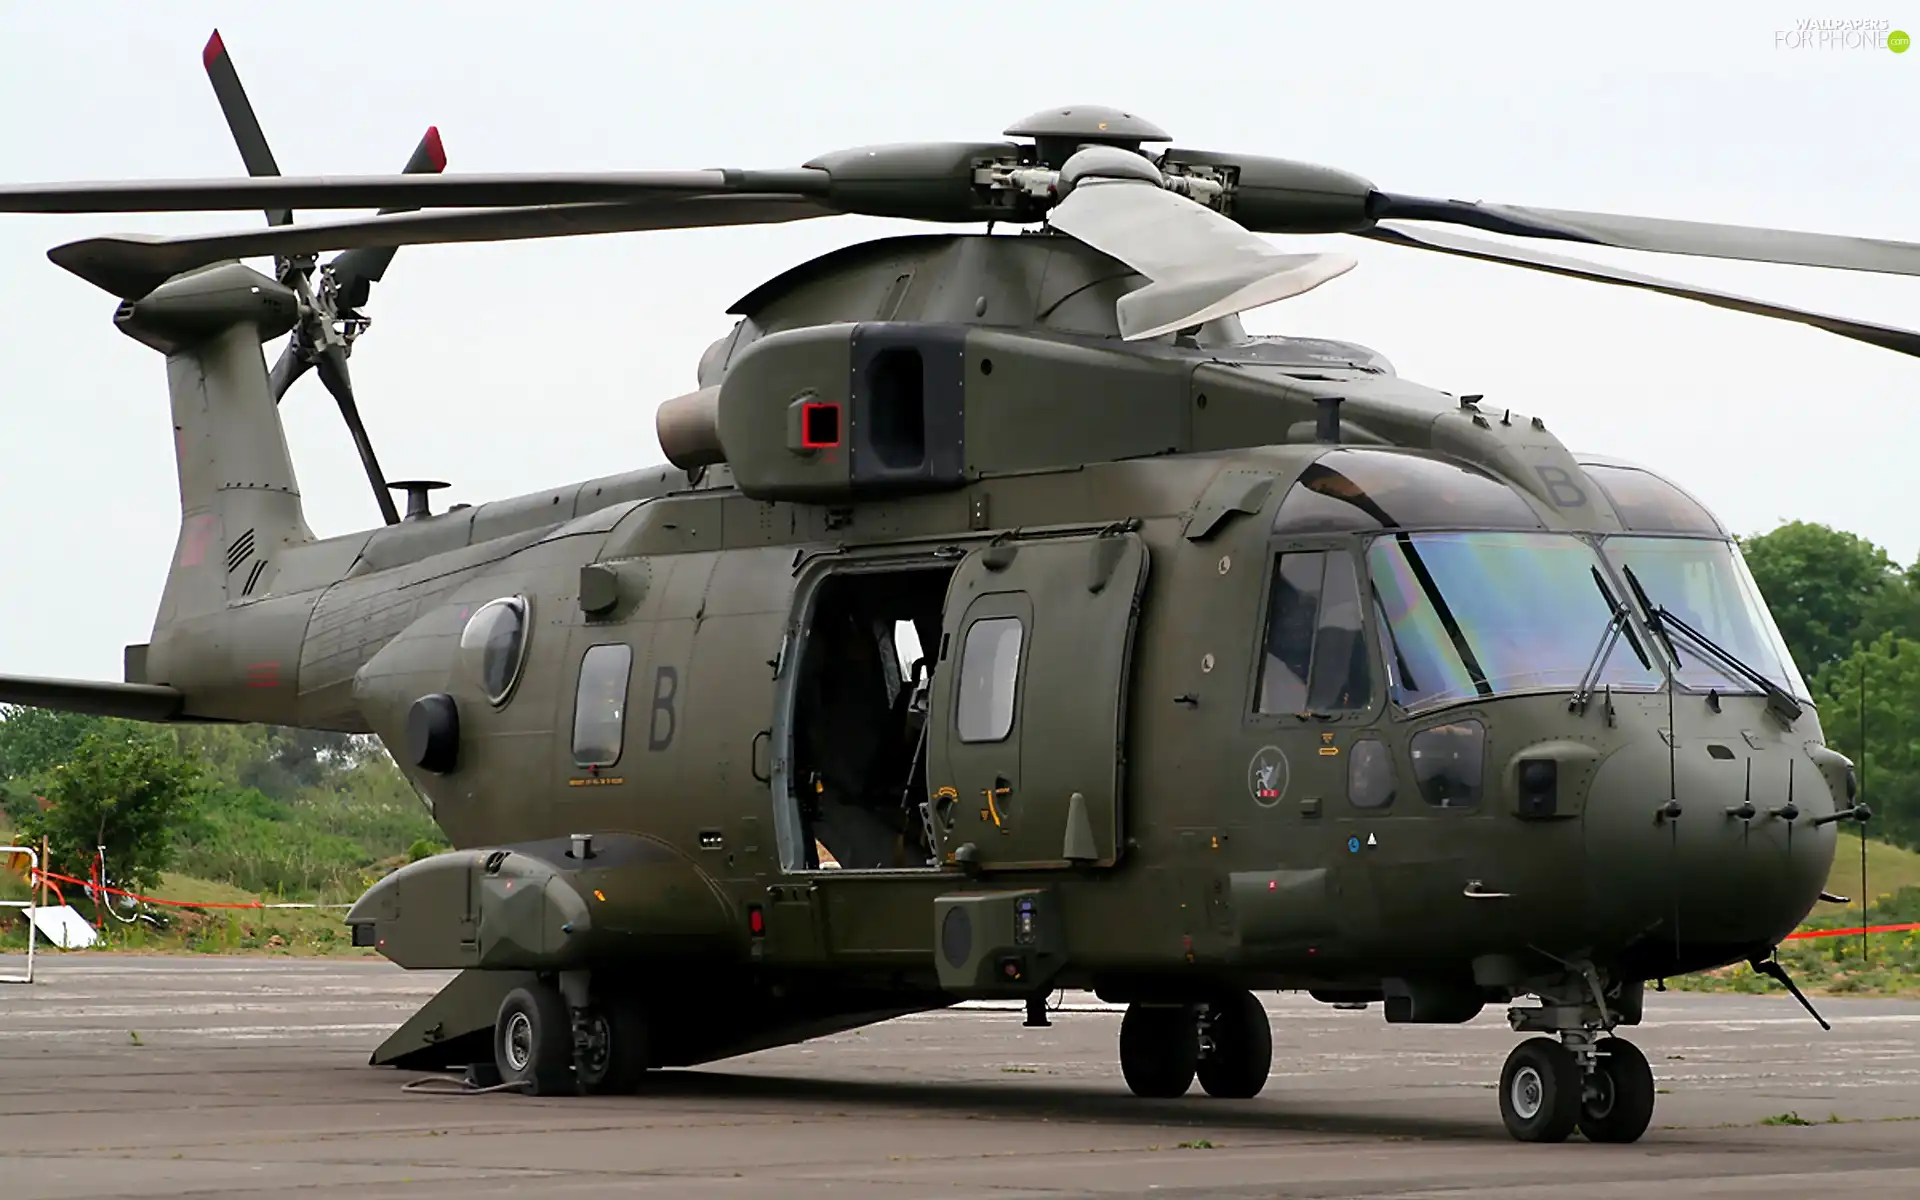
(786, 564), (957, 871)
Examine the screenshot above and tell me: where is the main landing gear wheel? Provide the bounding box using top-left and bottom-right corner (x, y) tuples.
(1119, 1003), (1198, 1098)
(575, 1003), (651, 1096)
(495, 984), (573, 1096)
(1499, 1037), (1583, 1143)
(1196, 990), (1273, 1099)
(1577, 1037), (1656, 1144)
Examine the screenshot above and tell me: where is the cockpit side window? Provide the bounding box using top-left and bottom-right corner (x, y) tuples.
(1581, 463), (1724, 536)
(1272, 449), (1544, 536)
(1256, 551), (1374, 716)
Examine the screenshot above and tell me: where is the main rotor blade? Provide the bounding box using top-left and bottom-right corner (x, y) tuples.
(200, 29), (290, 228)
(1049, 179), (1354, 338)
(328, 127), (450, 309)
(0, 167), (829, 214)
(1371, 193), (1920, 279)
(315, 345), (401, 526)
(50, 195), (839, 299)
(1358, 223), (1920, 360)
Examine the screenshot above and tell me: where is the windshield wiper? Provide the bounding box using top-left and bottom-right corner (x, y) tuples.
(1620, 565), (1804, 723)
(1570, 567), (1653, 715)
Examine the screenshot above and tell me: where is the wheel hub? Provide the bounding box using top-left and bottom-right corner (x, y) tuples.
(1510, 1064), (1544, 1120)
(504, 1011), (533, 1072)
(580, 1012), (611, 1074)
(1585, 1068), (1616, 1118)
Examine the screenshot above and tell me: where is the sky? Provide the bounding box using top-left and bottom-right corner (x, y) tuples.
(1, 2), (1916, 682)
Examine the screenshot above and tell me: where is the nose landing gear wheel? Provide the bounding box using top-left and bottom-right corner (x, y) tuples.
(1119, 1003), (1198, 1098)
(1577, 1037), (1656, 1143)
(1195, 990), (1273, 1099)
(1499, 1037), (1582, 1143)
(494, 984), (573, 1096)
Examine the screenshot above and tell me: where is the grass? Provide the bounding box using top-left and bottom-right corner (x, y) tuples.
(1825, 834), (1920, 902)
(0, 866), (377, 957)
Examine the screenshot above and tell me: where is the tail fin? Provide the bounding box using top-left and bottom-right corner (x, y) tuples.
(116, 261), (315, 630)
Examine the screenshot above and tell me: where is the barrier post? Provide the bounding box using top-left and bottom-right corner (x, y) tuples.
(1, 845), (40, 985)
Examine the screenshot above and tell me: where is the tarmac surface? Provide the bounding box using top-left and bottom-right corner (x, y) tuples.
(1, 955), (1918, 1199)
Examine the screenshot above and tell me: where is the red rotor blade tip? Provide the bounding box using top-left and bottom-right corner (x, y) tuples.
(425, 126), (447, 172)
(203, 29), (225, 70)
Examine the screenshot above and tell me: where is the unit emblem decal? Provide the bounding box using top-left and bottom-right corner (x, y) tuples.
(1247, 745), (1289, 808)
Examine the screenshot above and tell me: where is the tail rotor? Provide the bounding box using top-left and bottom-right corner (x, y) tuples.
(201, 28), (445, 526)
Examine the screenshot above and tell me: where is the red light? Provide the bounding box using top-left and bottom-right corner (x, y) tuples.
(748, 906), (765, 936)
(423, 126), (447, 172)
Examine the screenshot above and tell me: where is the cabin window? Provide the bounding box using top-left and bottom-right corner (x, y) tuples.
(1256, 551), (1374, 715)
(1349, 739), (1395, 809)
(956, 616), (1023, 743)
(460, 596), (530, 706)
(573, 644), (633, 767)
(1410, 720), (1485, 808)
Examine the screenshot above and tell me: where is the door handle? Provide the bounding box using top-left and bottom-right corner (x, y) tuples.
(983, 776), (1013, 828)
(1463, 880), (1511, 899)
(750, 730), (770, 783)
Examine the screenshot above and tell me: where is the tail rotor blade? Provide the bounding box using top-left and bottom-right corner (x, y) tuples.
(200, 29), (290, 228)
(267, 340), (312, 403)
(328, 127), (448, 309)
(315, 345), (401, 525)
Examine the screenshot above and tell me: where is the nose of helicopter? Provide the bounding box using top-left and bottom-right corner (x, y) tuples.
(1581, 727), (1839, 975)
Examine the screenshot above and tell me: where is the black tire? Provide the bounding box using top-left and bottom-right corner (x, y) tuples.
(494, 984), (574, 1096)
(576, 1002), (651, 1096)
(1196, 991), (1273, 1099)
(1119, 1003), (1198, 1098)
(1578, 1037), (1656, 1144)
(1498, 1037), (1583, 1143)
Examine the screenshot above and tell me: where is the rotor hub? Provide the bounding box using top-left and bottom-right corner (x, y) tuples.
(1004, 104), (1170, 168)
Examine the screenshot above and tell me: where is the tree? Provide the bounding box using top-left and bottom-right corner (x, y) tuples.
(14, 730), (203, 893)
(0, 708), (119, 784)
(1856, 564), (1920, 650)
(1812, 634), (1920, 851)
(1740, 523), (1904, 675)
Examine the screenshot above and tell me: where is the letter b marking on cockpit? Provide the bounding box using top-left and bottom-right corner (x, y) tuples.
(1535, 465), (1588, 509)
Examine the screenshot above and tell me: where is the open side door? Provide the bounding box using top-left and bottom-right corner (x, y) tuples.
(925, 528), (1150, 870)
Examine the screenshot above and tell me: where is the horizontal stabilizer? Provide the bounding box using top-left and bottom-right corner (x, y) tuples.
(0, 673), (187, 721)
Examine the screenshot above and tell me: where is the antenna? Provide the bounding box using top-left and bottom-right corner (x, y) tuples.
(1859, 648), (1870, 964)
(1666, 656), (1680, 962)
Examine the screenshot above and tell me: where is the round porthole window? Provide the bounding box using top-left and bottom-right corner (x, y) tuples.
(460, 596), (530, 705)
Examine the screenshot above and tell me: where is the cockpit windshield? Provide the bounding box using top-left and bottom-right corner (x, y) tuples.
(1600, 535), (1810, 700)
(1368, 531), (1662, 712)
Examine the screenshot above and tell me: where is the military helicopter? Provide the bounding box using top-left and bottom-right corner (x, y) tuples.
(0, 30), (1908, 1145)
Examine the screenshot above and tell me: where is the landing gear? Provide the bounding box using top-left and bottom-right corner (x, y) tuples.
(494, 984), (573, 1095)
(493, 978), (654, 1096)
(574, 1001), (652, 1095)
(1119, 1003), (1197, 1097)
(1499, 1038), (1583, 1142)
(1499, 975), (1656, 1143)
(1196, 991), (1272, 1099)
(1119, 991), (1272, 1100)
(1578, 1037), (1656, 1143)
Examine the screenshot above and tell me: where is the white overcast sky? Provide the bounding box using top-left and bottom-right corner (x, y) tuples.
(1, 2), (1916, 682)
